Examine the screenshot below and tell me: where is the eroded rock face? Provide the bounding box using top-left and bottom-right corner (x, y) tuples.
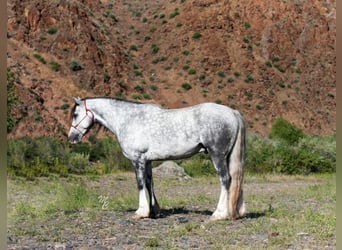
(7, 0), (336, 138)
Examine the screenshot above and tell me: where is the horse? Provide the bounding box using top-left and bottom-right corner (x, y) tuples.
(68, 97), (246, 220)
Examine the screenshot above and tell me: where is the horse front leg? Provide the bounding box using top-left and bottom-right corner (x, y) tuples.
(146, 161), (160, 218)
(133, 160), (150, 219)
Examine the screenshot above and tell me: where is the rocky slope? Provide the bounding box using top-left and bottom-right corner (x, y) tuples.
(7, 0), (336, 139)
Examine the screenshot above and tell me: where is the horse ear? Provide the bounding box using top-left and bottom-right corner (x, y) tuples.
(73, 96), (82, 105)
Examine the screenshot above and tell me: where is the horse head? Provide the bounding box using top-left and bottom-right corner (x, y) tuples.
(68, 97), (95, 143)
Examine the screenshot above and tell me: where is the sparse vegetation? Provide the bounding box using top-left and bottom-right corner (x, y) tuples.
(169, 8), (180, 19)
(49, 61), (60, 71)
(129, 44), (138, 51)
(131, 93), (142, 100)
(244, 73), (254, 83)
(217, 71), (225, 78)
(151, 44), (159, 54)
(244, 21), (251, 29)
(7, 68), (23, 132)
(234, 71), (240, 77)
(181, 82), (192, 90)
(47, 26), (57, 35)
(192, 32), (202, 39)
(265, 61), (272, 67)
(33, 53), (46, 64)
(70, 59), (83, 71)
(182, 50), (190, 56)
(188, 68), (196, 75)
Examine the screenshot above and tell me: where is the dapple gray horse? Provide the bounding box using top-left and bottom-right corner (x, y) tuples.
(68, 97), (246, 220)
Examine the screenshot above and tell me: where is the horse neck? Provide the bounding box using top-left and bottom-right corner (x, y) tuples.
(87, 98), (137, 136)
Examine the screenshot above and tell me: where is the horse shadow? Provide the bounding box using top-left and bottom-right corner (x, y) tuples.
(122, 207), (266, 220)
(156, 207), (266, 220)
(158, 207), (212, 218)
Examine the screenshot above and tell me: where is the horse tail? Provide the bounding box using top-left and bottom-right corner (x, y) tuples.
(228, 110), (246, 219)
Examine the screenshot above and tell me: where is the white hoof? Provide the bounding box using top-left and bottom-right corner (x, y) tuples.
(238, 202), (246, 217)
(210, 210), (229, 221)
(133, 208), (149, 219)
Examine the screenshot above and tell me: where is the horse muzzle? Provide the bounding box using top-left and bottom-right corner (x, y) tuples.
(68, 130), (83, 144)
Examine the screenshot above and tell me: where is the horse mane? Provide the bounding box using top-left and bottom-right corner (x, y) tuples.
(69, 103), (77, 121)
(84, 96), (145, 105)
(70, 97), (153, 120)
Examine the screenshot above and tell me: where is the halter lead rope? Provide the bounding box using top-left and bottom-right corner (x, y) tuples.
(71, 99), (95, 135)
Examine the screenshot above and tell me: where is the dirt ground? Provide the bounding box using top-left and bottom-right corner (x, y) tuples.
(7, 173), (336, 249)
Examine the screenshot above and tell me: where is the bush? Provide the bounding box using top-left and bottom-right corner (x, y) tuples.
(49, 61), (60, 71)
(245, 133), (336, 175)
(68, 153), (90, 174)
(33, 53), (46, 64)
(178, 154), (216, 177)
(47, 26), (57, 34)
(269, 117), (304, 144)
(7, 137), (70, 179)
(70, 59), (83, 71)
(151, 44), (159, 54)
(89, 137), (131, 173)
(7, 68), (23, 132)
(7, 136), (133, 179)
(192, 32), (202, 39)
(181, 82), (192, 90)
(188, 68), (196, 75)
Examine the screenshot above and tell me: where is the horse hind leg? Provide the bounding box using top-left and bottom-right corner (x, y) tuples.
(133, 160), (150, 219)
(210, 154), (230, 221)
(146, 162), (160, 218)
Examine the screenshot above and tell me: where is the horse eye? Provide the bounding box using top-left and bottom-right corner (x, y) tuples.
(73, 114), (78, 119)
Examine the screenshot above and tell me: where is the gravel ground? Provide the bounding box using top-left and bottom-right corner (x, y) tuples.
(7, 173), (336, 249)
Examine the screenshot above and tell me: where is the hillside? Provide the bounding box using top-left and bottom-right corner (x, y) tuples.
(7, 0), (336, 139)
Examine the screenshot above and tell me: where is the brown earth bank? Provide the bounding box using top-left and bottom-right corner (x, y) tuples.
(7, 0), (336, 139)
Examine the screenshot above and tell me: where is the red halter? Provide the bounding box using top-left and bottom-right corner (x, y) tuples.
(71, 99), (95, 135)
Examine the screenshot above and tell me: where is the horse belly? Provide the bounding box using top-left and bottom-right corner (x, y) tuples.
(147, 139), (201, 160)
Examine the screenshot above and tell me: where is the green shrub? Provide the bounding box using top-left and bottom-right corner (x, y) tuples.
(68, 153), (90, 174)
(182, 64), (190, 70)
(70, 59), (83, 71)
(245, 133), (336, 174)
(169, 8), (180, 19)
(7, 137), (70, 179)
(129, 44), (138, 51)
(49, 61), (60, 71)
(47, 26), (57, 34)
(192, 32), (202, 39)
(143, 93), (152, 100)
(244, 21), (251, 29)
(181, 82), (192, 90)
(182, 50), (190, 56)
(217, 71), (225, 78)
(33, 53), (46, 64)
(188, 68), (196, 75)
(244, 73), (254, 83)
(179, 154), (216, 177)
(7, 68), (23, 132)
(151, 44), (159, 54)
(265, 61), (272, 67)
(234, 71), (240, 77)
(269, 117), (304, 144)
(89, 137), (131, 172)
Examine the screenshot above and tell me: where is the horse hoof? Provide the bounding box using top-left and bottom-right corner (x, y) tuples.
(210, 214), (228, 221)
(132, 213), (149, 219)
(210, 210), (229, 221)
